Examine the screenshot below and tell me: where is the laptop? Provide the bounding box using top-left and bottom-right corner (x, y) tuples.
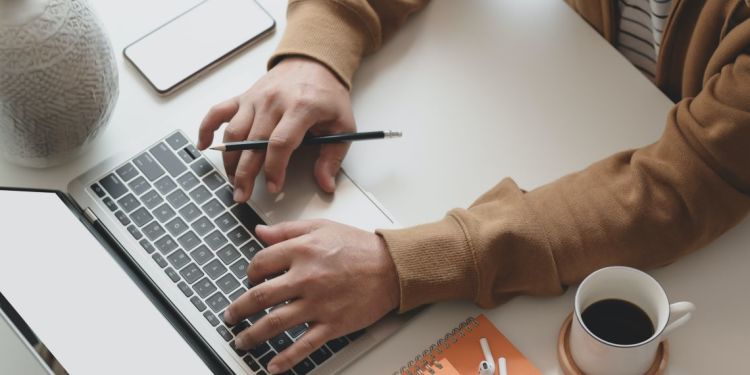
(0, 130), (406, 374)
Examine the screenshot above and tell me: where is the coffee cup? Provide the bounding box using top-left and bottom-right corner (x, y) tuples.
(570, 266), (695, 375)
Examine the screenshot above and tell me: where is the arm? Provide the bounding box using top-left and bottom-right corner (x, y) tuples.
(380, 52), (750, 311)
(198, 0), (429, 201)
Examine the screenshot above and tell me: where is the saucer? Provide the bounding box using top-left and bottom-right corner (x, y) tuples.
(557, 313), (669, 375)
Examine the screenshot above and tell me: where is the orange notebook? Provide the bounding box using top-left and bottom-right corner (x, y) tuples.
(394, 314), (541, 375)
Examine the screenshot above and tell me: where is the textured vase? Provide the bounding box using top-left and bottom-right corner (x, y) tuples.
(0, 0), (118, 168)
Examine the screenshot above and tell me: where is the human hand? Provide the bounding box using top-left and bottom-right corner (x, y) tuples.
(197, 57), (355, 202)
(223, 220), (400, 374)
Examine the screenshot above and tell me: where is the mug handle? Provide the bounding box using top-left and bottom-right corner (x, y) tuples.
(662, 301), (695, 337)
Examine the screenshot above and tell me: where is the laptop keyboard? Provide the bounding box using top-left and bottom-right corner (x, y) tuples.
(88, 131), (364, 375)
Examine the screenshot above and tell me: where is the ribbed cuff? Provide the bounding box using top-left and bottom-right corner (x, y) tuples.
(268, 0), (371, 89)
(377, 214), (479, 313)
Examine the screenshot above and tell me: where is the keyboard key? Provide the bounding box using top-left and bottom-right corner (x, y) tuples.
(229, 258), (249, 279)
(152, 253), (168, 268)
(309, 346), (332, 365)
(166, 190), (190, 209)
(231, 204), (265, 235)
(217, 245), (241, 265)
(228, 287), (245, 302)
(153, 203), (176, 223)
(193, 277), (217, 298)
(178, 203), (201, 223)
(114, 210), (131, 226)
(140, 189), (163, 209)
(143, 221), (166, 241)
(185, 144), (202, 159)
(117, 194), (140, 213)
(205, 230), (228, 251)
(326, 337), (349, 353)
(242, 278), (251, 289)
(139, 239), (155, 254)
(239, 240), (262, 260)
(243, 355), (261, 371)
(165, 132), (189, 150)
(103, 197), (117, 211)
(250, 341), (272, 358)
(206, 292), (230, 313)
(202, 172), (224, 190)
(99, 173), (128, 199)
(190, 185), (212, 205)
(190, 296), (207, 312)
(165, 217), (188, 237)
(204, 311), (220, 326)
(150, 142), (187, 177)
(133, 152), (166, 181)
(90, 183), (106, 197)
(154, 235), (178, 254)
(180, 263), (204, 284)
(248, 309), (267, 324)
(127, 225), (143, 240)
(189, 245), (213, 266)
(190, 158), (212, 177)
(129, 207), (153, 227)
(288, 324), (307, 338)
(154, 175), (177, 195)
(167, 249), (190, 270)
(177, 281), (193, 297)
(164, 267), (180, 282)
(128, 176), (151, 195)
(230, 321), (250, 336)
(116, 162), (139, 182)
(214, 212), (238, 232)
(227, 227), (251, 246)
(215, 185), (235, 207)
(201, 199), (224, 219)
(257, 351), (275, 371)
(177, 149), (193, 164)
(203, 259), (228, 280)
(177, 231), (201, 251)
(191, 217), (215, 237)
(230, 340), (249, 356)
(216, 326), (233, 342)
(176, 172), (200, 191)
(293, 358), (315, 375)
(216, 273), (240, 294)
(269, 332), (293, 353)
(347, 329), (366, 341)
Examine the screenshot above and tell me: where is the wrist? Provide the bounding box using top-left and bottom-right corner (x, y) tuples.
(275, 55), (349, 90)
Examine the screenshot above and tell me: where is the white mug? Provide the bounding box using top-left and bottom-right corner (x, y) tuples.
(570, 266), (695, 375)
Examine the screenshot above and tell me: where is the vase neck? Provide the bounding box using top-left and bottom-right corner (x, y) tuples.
(0, 0), (51, 25)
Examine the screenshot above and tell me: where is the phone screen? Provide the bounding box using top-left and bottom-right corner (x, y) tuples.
(124, 0), (275, 94)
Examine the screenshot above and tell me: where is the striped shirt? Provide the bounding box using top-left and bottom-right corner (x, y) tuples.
(616, 0), (674, 80)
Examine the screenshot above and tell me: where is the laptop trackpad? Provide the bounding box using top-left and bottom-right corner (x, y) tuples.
(0, 190), (211, 375)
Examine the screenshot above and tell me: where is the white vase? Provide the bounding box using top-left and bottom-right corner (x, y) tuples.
(0, 0), (118, 168)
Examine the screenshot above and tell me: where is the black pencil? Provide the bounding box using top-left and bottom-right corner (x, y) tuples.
(209, 130), (403, 151)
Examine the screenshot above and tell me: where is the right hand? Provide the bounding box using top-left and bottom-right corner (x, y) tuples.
(197, 57), (356, 203)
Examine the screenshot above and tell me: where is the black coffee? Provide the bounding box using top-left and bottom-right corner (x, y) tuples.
(581, 298), (655, 345)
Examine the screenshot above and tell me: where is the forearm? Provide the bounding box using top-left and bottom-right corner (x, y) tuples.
(269, 0), (430, 89)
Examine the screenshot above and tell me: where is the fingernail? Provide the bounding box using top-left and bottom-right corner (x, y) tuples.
(255, 224), (268, 232)
(234, 335), (246, 349)
(267, 364), (280, 374)
(267, 181), (277, 193)
(223, 309), (234, 324)
(233, 187), (244, 202)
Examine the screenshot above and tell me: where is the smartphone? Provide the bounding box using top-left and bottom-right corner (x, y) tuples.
(124, 0), (275, 95)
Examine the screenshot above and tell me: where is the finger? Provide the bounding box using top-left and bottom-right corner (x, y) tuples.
(263, 111), (316, 193)
(246, 238), (298, 284)
(234, 302), (309, 351)
(255, 220), (320, 246)
(233, 109), (282, 202)
(224, 275), (299, 325)
(221, 107), (255, 183)
(267, 324), (331, 374)
(198, 98), (239, 150)
(314, 142), (350, 193)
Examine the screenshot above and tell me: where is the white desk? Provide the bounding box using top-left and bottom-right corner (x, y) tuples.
(1, 0), (747, 373)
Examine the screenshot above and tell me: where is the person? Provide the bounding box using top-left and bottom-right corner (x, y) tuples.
(197, 1), (750, 373)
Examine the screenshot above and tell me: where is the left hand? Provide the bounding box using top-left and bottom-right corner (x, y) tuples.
(223, 220), (401, 374)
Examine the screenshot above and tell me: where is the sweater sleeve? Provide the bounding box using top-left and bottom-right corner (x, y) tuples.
(269, 0), (429, 89)
(378, 53), (750, 313)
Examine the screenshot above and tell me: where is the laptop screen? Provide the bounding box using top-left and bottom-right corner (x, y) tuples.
(0, 188), (211, 375)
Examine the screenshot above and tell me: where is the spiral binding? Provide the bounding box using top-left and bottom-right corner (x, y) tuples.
(392, 317), (480, 375)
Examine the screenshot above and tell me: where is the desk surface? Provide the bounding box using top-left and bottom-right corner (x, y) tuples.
(1, 0), (748, 374)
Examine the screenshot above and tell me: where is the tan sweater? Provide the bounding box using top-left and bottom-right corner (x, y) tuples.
(270, 0), (750, 312)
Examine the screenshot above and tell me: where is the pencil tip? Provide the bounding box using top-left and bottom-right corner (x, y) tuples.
(208, 145), (221, 151)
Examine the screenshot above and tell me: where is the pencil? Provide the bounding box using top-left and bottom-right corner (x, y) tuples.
(209, 130), (402, 151)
